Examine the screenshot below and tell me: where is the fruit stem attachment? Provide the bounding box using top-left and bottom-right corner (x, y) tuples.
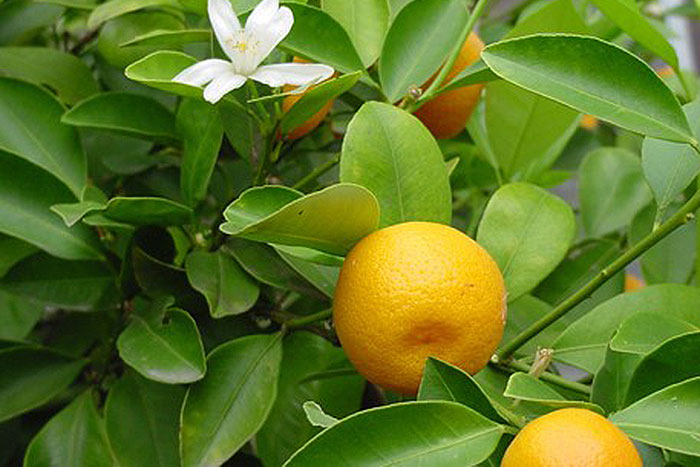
(406, 0), (492, 113)
(497, 186), (700, 361)
(284, 308), (332, 329)
(292, 153), (341, 191)
(495, 359), (592, 396)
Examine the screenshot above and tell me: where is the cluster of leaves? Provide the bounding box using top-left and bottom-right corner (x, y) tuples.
(0, 0), (699, 465)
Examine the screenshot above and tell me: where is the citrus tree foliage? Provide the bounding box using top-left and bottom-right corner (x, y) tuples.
(1, 0), (700, 465)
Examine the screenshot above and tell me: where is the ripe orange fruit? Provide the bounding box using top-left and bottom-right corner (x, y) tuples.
(413, 33), (485, 139)
(333, 221), (506, 395)
(580, 114), (599, 131)
(282, 57), (334, 140)
(501, 408), (642, 467)
(624, 274), (645, 292)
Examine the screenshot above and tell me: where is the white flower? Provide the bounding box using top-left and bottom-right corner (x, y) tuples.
(173, 0), (334, 104)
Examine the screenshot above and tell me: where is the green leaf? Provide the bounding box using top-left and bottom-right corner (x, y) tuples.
(181, 333), (283, 467)
(0, 2), (63, 45)
(505, 373), (604, 413)
(442, 61), (499, 92)
(588, 0), (678, 68)
(177, 97), (223, 206)
(610, 377), (700, 456)
(275, 247), (339, 298)
(0, 78), (85, 196)
(642, 100), (700, 214)
(481, 34), (694, 144)
(418, 357), (506, 423)
(281, 72), (361, 135)
(554, 284), (700, 372)
(221, 184), (379, 256)
(625, 331), (700, 405)
(54, 197), (193, 227)
(185, 249), (259, 318)
(0, 151), (102, 261)
(125, 51), (200, 98)
(611, 312), (698, 356)
(24, 392), (113, 466)
(507, 0), (589, 37)
(62, 92), (178, 143)
(105, 371), (185, 467)
(87, 0), (179, 28)
(320, 0), (388, 67)
(579, 147), (651, 238)
(257, 332), (363, 467)
(0, 290), (42, 340)
(501, 295), (567, 358)
(0, 347), (85, 422)
(0, 253), (117, 311)
(340, 102), (452, 227)
(379, 0), (469, 102)
(0, 235), (37, 278)
(117, 307), (206, 384)
(284, 401), (504, 466)
(303, 401), (339, 428)
(281, 4), (364, 74)
(591, 343), (642, 412)
(120, 28), (210, 47)
(0, 47), (98, 105)
(271, 244), (345, 267)
(476, 182), (575, 301)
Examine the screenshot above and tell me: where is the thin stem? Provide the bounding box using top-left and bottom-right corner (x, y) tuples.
(247, 81), (271, 128)
(253, 139), (282, 186)
(285, 308), (332, 328)
(498, 360), (592, 396)
(292, 153), (341, 191)
(496, 186), (700, 361)
(406, 0), (492, 113)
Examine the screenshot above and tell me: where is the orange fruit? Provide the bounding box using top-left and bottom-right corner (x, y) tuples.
(282, 57), (334, 140)
(501, 408), (642, 467)
(580, 114), (599, 131)
(624, 274), (645, 292)
(333, 221), (506, 395)
(413, 33), (485, 139)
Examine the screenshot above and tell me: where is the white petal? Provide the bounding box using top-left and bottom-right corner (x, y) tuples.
(172, 59), (234, 87)
(245, 4), (293, 69)
(208, 0), (242, 61)
(203, 72), (247, 103)
(250, 63), (334, 91)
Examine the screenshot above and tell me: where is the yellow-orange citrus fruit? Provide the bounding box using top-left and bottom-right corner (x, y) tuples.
(624, 274), (645, 292)
(580, 114), (599, 131)
(333, 221), (506, 395)
(282, 57), (334, 140)
(501, 408), (642, 467)
(413, 33), (485, 139)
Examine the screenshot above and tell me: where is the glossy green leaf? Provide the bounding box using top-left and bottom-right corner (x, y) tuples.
(0, 151), (102, 260)
(105, 371), (185, 467)
(125, 51), (200, 98)
(117, 307), (206, 384)
(0, 347), (85, 422)
(418, 357), (505, 423)
(477, 182), (575, 301)
(281, 4), (364, 74)
(0, 47), (97, 105)
(481, 34), (694, 144)
(579, 147), (651, 238)
(0, 290), (42, 340)
(181, 333), (283, 467)
(275, 248), (339, 298)
(303, 401), (339, 428)
(285, 401), (504, 466)
(591, 343), (642, 412)
(610, 377), (700, 456)
(221, 184), (379, 256)
(0, 78), (85, 196)
(34, 0), (96, 8)
(588, 0), (678, 68)
(54, 196), (192, 227)
(87, 0), (179, 28)
(507, 0), (589, 37)
(0, 235), (37, 278)
(0, 253), (117, 311)
(185, 249), (259, 318)
(642, 100), (700, 214)
(441, 61), (499, 93)
(272, 244), (345, 267)
(505, 373), (603, 413)
(340, 102), (451, 227)
(0, 1), (63, 45)
(379, 0), (469, 102)
(321, 0), (388, 67)
(62, 92), (178, 142)
(625, 331), (700, 405)
(24, 392), (113, 467)
(257, 332), (363, 467)
(554, 285), (700, 372)
(611, 312), (698, 356)
(282, 72), (360, 135)
(121, 28), (210, 47)
(178, 97), (223, 206)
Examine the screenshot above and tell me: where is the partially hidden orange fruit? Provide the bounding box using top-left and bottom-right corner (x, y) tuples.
(413, 33), (485, 139)
(501, 408), (642, 467)
(580, 114), (599, 131)
(333, 221), (507, 395)
(624, 274), (645, 292)
(282, 57), (334, 140)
